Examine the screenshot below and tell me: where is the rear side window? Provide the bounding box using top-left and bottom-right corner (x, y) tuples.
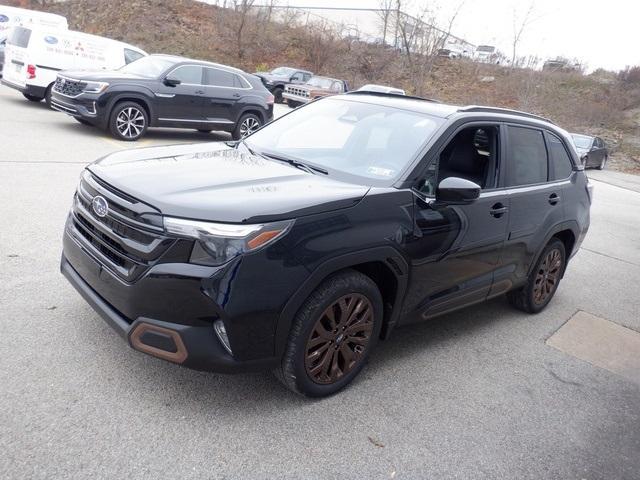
(506, 126), (548, 186)
(169, 65), (203, 85)
(546, 133), (573, 180)
(8, 27), (31, 48)
(205, 68), (236, 87)
(124, 49), (145, 65)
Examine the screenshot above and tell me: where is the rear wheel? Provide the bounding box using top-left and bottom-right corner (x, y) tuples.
(287, 100), (301, 109)
(507, 239), (566, 313)
(232, 113), (262, 140)
(23, 93), (43, 102)
(597, 155), (607, 170)
(274, 270), (383, 397)
(109, 101), (148, 141)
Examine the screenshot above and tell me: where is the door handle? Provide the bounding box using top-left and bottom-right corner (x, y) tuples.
(233, 93), (241, 98)
(548, 193), (560, 205)
(195, 90), (205, 95)
(490, 203), (508, 218)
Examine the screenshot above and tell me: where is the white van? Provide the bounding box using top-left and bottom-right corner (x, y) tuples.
(1, 26), (146, 104)
(0, 5), (67, 77)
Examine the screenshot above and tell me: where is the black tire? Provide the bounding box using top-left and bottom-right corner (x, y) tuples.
(74, 117), (94, 126)
(287, 100), (301, 109)
(197, 129), (212, 133)
(507, 238), (566, 314)
(273, 86), (284, 103)
(108, 101), (148, 141)
(232, 113), (262, 140)
(597, 155), (607, 170)
(23, 93), (43, 102)
(274, 269), (383, 397)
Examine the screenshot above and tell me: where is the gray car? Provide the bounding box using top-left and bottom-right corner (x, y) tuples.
(572, 133), (608, 169)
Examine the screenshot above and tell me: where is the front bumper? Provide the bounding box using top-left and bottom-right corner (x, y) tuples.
(282, 92), (311, 104)
(50, 90), (103, 125)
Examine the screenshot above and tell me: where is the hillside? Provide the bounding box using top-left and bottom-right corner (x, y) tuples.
(6, 0), (640, 173)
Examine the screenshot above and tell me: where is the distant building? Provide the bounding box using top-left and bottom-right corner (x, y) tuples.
(250, 5), (476, 56)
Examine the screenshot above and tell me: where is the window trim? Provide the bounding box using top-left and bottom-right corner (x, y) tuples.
(544, 130), (574, 181)
(203, 66), (252, 90)
(411, 120), (504, 198)
(503, 123), (550, 189)
(164, 64), (205, 86)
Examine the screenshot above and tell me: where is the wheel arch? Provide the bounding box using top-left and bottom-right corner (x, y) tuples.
(106, 93), (155, 125)
(274, 247), (409, 358)
(238, 106), (266, 123)
(528, 221), (579, 279)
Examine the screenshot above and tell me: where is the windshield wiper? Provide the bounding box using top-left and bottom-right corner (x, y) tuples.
(259, 151), (328, 175)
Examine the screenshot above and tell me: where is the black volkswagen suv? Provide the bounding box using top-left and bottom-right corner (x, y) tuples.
(61, 93), (592, 397)
(50, 54), (274, 141)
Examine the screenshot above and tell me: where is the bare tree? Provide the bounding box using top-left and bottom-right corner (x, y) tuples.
(511, 1), (535, 68)
(231, 0), (256, 60)
(376, 0), (395, 45)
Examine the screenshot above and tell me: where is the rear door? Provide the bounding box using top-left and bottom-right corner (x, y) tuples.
(499, 124), (567, 288)
(155, 64), (205, 124)
(2, 26), (31, 87)
(201, 67), (247, 124)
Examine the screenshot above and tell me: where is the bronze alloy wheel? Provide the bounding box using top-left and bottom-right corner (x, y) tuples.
(305, 294), (374, 385)
(533, 248), (562, 305)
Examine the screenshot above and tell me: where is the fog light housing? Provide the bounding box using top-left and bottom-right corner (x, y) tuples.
(214, 320), (232, 354)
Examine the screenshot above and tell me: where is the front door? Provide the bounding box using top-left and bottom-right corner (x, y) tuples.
(403, 124), (509, 322)
(155, 65), (204, 124)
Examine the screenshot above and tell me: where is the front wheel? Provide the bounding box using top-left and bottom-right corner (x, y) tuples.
(273, 86), (284, 103)
(109, 102), (148, 141)
(274, 270), (383, 397)
(232, 113), (262, 140)
(23, 93), (43, 102)
(507, 239), (566, 313)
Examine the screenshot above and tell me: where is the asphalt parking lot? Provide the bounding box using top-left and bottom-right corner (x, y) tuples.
(1, 86), (639, 479)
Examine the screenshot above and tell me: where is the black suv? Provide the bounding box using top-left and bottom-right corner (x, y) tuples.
(61, 93), (591, 397)
(254, 66), (313, 103)
(50, 54), (274, 141)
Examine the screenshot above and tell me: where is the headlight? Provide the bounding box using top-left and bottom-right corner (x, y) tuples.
(164, 217), (294, 266)
(82, 81), (109, 94)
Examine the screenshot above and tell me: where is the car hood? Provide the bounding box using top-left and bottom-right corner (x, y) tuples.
(254, 72), (288, 82)
(58, 70), (156, 83)
(87, 143), (369, 223)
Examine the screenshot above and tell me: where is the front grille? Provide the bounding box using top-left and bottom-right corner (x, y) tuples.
(286, 86), (310, 98)
(53, 77), (86, 97)
(69, 172), (175, 282)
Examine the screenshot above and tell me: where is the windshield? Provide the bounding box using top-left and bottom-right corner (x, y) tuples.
(119, 56), (177, 78)
(244, 97), (444, 185)
(7, 27), (31, 48)
(572, 134), (593, 149)
(271, 67), (296, 76)
(477, 45), (495, 53)
(306, 76), (334, 89)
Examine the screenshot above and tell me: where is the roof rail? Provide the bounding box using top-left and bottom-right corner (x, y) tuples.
(459, 105), (555, 124)
(346, 91), (440, 103)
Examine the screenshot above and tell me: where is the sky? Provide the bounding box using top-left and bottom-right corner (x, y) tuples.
(254, 0), (640, 72)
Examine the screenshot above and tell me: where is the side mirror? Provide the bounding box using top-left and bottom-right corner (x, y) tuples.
(436, 177), (481, 204)
(163, 77), (181, 87)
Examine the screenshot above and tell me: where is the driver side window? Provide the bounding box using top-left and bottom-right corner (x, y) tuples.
(421, 125), (500, 196)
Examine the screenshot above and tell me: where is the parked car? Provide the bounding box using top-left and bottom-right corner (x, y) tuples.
(61, 94), (591, 397)
(571, 133), (608, 169)
(254, 66), (312, 103)
(50, 54), (274, 141)
(357, 84), (405, 95)
(282, 75), (348, 108)
(2, 26), (145, 106)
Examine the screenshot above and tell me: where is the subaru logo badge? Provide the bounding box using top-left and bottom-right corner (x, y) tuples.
(92, 195), (109, 218)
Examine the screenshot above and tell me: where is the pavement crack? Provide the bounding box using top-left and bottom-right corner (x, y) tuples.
(545, 367), (583, 387)
(579, 247), (640, 268)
